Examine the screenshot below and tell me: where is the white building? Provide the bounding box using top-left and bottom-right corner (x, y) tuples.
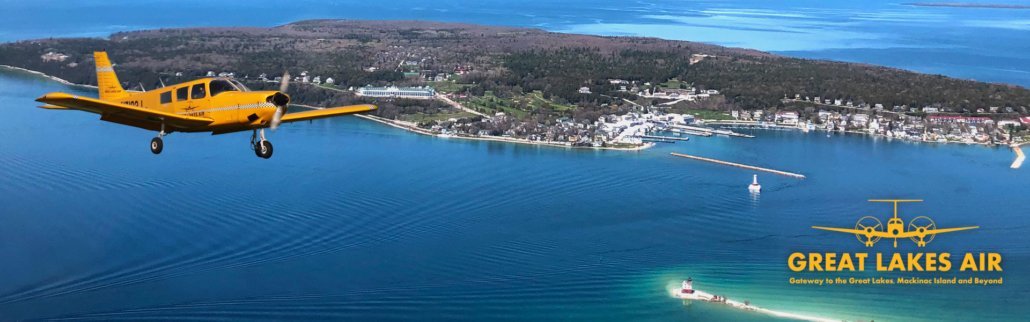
(325, 77), (335, 85)
(357, 86), (436, 98)
(775, 111), (799, 125)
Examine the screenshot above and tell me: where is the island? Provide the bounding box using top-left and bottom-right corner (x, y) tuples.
(2, 19), (1028, 149)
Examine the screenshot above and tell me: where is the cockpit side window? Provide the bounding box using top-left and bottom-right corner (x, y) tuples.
(191, 83), (206, 99)
(209, 80), (238, 97)
(176, 86), (188, 101)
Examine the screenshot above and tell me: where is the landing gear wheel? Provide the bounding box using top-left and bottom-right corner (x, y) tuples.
(254, 140), (273, 159)
(150, 137), (164, 154)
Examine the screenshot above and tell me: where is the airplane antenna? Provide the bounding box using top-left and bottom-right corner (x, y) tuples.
(159, 78), (166, 88)
(139, 82), (146, 92)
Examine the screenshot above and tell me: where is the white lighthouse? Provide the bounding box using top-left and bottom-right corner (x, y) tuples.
(748, 174), (761, 193)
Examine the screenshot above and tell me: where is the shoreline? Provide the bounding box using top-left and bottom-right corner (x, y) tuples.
(668, 285), (836, 322)
(3, 65), (1021, 151)
(0, 65), (96, 89)
(705, 120), (1013, 148)
(355, 114), (655, 152)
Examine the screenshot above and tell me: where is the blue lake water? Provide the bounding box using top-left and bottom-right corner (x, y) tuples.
(2, 1), (1030, 320)
(1, 69), (1028, 320)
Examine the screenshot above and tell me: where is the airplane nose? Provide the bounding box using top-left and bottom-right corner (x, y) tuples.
(267, 92), (290, 106)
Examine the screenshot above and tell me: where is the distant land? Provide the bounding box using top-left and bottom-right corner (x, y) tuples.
(905, 2), (1030, 9)
(1, 20), (1027, 148)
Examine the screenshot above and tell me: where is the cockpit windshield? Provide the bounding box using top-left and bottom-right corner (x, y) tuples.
(209, 79), (239, 96)
(230, 79), (250, 92)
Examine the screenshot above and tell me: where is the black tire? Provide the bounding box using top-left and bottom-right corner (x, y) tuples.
(150, 137), (163, 155)
(255, 140), (273, 159)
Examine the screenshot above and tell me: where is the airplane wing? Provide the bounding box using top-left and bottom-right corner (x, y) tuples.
(925, 226), (979, 234)
(280, 104), (377, 123)
(868, 226), (980, 238)
(36, 92), (213, 129)
(812, 226), (867, 235)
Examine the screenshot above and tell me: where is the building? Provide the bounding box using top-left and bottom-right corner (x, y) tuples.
(775, 111), (799, 125)
(41, 51), (69, 62)
(928, 115), (990, 125)
(357, 86), (436, 98)
(325, 77), (335, 85)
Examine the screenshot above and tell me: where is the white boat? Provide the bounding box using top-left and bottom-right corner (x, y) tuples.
(748, 174), (761, 193)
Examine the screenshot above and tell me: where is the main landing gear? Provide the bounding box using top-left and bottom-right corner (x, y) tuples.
(251, 129), (274, 159)
(151, 123), (166, 154)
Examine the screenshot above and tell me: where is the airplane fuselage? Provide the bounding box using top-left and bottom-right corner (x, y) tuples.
(107, 77), (287, 134)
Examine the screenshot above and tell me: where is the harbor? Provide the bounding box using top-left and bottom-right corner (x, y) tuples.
(670, 152), (806, 179)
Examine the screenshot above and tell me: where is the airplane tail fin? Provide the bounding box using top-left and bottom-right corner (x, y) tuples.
(94, 51), (128, 101)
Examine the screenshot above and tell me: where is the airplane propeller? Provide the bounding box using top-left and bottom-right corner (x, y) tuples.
(271, 71), (290, 130)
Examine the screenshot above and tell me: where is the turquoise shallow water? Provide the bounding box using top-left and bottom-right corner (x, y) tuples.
(0, 69), (1027, 321)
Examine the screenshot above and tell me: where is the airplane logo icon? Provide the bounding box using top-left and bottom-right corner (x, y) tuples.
(812, 199), (978, 248)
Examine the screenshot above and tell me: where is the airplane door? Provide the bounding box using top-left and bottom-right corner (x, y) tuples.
(188, 82), (211, 118)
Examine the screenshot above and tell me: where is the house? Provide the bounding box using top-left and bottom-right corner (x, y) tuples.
(850, 114), (870, 127)
(325, 77), (335, 85)
(578, 87), (592, 94)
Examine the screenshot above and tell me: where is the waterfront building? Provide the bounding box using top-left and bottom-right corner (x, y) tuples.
(357, 86), (436, 98)
(775, 111), (799, 125)
(928, 115), (990, 125)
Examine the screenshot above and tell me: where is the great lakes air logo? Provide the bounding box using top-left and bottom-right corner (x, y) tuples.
(788, 199), (1002, 274)
(812, 199), (978, 248)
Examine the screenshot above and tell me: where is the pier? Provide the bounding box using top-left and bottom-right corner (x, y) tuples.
(670, 152), (806, 179)
(638, 135), (690, 142)
(666, 127), (712, 137)
(1012, 144), (1025, 169)
(669, 124), (754, 138)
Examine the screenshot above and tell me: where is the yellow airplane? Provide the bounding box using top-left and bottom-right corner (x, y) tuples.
(812, 199), (978, 248)
(35, 51), (377, 159)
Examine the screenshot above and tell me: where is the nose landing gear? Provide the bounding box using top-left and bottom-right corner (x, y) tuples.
(151, 123), (166, 155)
(251, 129), (274, 159)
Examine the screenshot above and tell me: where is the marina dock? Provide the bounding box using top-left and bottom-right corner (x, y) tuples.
(669, 124), (755, 138)
(666, 127), (713, 137)
(670, 152), (806, 179)
(638, 135), (690, 142)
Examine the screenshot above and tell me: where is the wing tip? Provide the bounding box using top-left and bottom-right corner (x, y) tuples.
(35, 91), (73, 103)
